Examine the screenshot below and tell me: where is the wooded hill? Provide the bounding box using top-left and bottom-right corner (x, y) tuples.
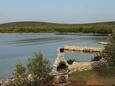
(0, 21), (115, 34)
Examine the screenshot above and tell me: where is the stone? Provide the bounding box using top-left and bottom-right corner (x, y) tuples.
(52, 48), (69, 85)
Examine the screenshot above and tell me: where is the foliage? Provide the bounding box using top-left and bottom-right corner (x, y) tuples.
(27, 53), (52, 85)
(9, 63), (27, 86)
(15, 63), (26, 77)
(102, 31), (115, 67)
(92, 53), (102, 61)
(92, 59), (115, 77)
(67, 59), (76, 65)
(100, 31), (115, 75)
(8, 53), (52, 86)
(0, 21), (115, 34)
(93, 60), (110, 76)
(92, 31), (115, 76)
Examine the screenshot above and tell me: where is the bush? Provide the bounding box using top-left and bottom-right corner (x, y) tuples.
(8, 53), (53, 86)
(67, 59), (76, 65)
(102, 31), (115, 67)
(27, 53), (52, 86)
(92, 53), (102, 61)
(92, 31), (115, 76)
(15, 64), (26, 77)
(92, 59), (109, 76)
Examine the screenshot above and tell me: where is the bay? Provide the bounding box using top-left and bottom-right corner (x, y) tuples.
(0, 33), (107, 79)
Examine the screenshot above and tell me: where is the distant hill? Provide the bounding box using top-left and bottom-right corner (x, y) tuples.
(0, 21), (115, 34)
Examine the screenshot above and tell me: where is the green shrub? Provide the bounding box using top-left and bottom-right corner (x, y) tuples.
(93, 31), (115, 76)
(67, 59), (76, 65)
(8, 53), (53, 86)
(92, 53), (102, 61)
(93, 60), (109, 76)
(27, 53), (52, 86)
(102, 31), (115, 67)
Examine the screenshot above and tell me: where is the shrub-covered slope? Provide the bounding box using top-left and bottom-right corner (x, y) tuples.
(0, 21), (115, 33)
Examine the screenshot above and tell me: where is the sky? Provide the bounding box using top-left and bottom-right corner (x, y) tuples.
(0, 0), (115, 24)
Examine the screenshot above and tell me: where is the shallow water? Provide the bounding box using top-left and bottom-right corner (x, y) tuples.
(0, 33), (107, 79)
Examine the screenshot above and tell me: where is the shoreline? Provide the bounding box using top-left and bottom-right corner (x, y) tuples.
(0, 32), (109, 36)
(0, 32), (107, 80)
(0, 32), (55, 35)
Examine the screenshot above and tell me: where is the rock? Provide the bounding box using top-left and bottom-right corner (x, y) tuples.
(68, 58), (108, 73)
(52, 48), (69, 85)
(27, 74), (33, 81)
(68, 61), (95, 73)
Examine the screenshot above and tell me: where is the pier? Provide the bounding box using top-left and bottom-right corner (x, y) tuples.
(64, 46), (104, 53)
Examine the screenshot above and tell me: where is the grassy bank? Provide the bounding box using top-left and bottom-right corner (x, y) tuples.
(70, 70), (115, 86)
(0, 21), (115, 34)
(70, 71), (97, 81)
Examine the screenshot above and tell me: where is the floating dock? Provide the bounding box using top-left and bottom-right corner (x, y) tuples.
(64, 46), (103, 53)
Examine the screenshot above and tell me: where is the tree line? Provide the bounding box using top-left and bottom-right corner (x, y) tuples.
(0, 21), (115, 34)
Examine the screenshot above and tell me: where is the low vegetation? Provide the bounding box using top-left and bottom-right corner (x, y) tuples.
(8, 53), (52, 86)
(67, 59), (76, 65)
(92, 53), (102, 61)
(92, 31), (115, 76)
(70, 70), (96, 81)
(102, 31), (115, 67)
(70, 70), (115, 86)
(0, 21), (115, 34)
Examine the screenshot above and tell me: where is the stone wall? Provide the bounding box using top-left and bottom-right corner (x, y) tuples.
(68, 62), (94, 73)
(64, 46), (103, 53)
(68, 58), (107, 73)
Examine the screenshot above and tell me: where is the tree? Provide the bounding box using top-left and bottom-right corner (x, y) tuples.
(102, 31), (115, 67)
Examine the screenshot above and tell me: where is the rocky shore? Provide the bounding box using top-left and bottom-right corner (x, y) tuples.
(68, 58), (107, 73)
(64, 46), (103, 53)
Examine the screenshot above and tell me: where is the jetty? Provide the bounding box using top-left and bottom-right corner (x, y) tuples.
(64, 46), (104, 53)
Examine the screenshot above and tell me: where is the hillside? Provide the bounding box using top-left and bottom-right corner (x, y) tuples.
(0, 21), (115, 34)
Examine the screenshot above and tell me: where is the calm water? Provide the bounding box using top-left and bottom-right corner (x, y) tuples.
(0, 33), (107, 79)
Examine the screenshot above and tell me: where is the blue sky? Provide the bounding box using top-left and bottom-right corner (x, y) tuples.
(0, 0), (115, 24)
